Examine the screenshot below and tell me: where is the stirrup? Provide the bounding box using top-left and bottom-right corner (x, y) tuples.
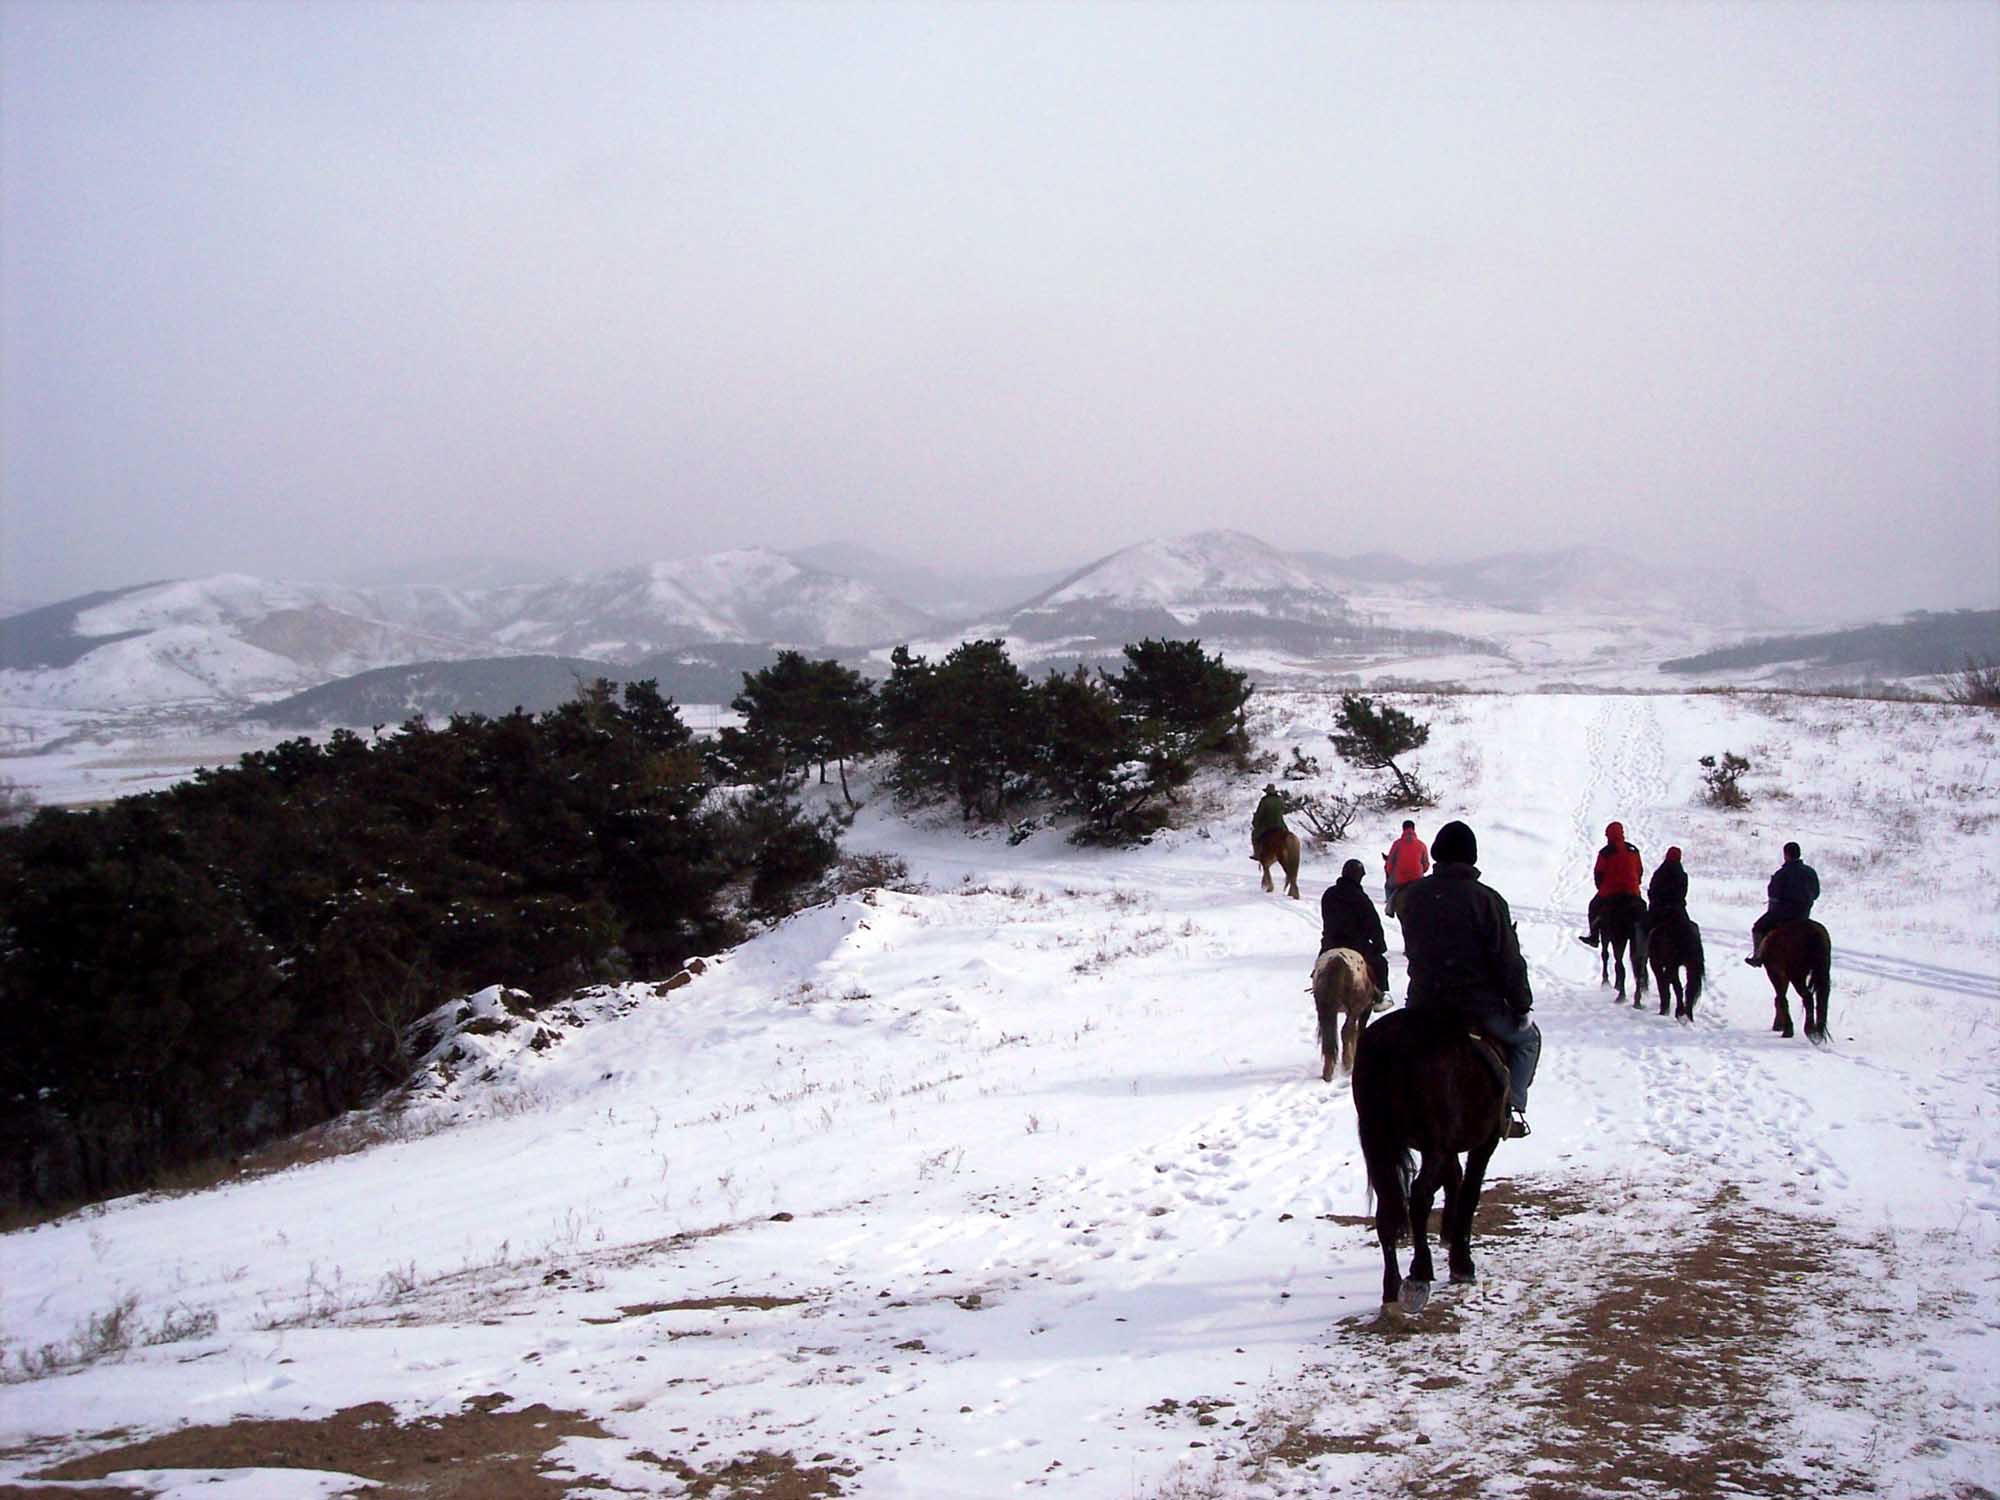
(1505, 1109), (1530, 1139)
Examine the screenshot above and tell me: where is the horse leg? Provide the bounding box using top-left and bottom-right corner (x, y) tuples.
(1599, 943), (1611, 988)
(1259, 860), (1273, 893)
(1406, 1152), (1448, 1291)
(1340, 1006), (1362, 1077)
(1437, 1155), (1472, 1283)
(1771, 976), (1794, 1038)
(1372, 1164), (1405, 1306)
(1449, 1138), (1500, 1285)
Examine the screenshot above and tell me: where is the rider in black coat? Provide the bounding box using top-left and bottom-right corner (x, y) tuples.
(1647, 845), (1689, 920)
(1319, 858), (1389, 993)
(1396, 820), (1540, 1137)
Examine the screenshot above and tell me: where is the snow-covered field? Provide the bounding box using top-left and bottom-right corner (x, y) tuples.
(3, 690), (1997, 1498)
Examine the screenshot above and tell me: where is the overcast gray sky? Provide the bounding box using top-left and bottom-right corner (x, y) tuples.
(4, 0), (1995, 614)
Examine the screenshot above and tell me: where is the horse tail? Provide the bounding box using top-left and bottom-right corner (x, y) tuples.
(1686, 927), (1705, 1005)
(1352, 1041), (1409, 1236)
(1812, 932), (1832, 1008)
(1357, 1119), (1412, 1230)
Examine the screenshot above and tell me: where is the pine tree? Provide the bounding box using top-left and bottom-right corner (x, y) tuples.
(730, 653), (879, 804)
(879, 641), (1037, 821)
(1105, 638), (1251, 755)
(1035, 667), (1181, 844)
(1329, 694), (1433, 807)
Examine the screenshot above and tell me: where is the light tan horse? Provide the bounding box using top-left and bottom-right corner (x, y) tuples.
(1310, 947), (1381, 1081)
(1253, 827), (1301, 899)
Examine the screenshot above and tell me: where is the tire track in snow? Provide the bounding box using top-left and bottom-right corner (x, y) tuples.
(1510, 903), (2000, 1002)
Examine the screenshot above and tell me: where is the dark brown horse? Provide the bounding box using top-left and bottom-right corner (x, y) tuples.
(1253, 827), (1301, 899)
(1310, 947), (1380, 1082)
(1351, 1008), (1507, 1311)
(1589, 894), (1649, 1004)
(1761, 919), (1832, 1041)
(1646, 914), (1705, 1022)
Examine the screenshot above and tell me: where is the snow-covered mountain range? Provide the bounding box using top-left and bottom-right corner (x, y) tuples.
(0, 532), (1831, 724)
(0, 552), (931, 712)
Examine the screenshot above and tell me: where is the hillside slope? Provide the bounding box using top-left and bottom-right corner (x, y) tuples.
(4, 691), (1995, 1497)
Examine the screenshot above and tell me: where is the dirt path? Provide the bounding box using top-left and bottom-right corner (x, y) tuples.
(1153, 1178), (1990, 1499)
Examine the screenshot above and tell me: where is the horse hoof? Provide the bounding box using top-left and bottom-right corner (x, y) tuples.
(1397, 1280), (1432, 1314)
(1449, 1267), (1477, 1285)
(1321, 1056), (1335, 1083)
(1780, 1025), (1794, 1039)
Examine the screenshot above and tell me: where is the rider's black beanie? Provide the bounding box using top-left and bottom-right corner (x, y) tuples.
(1340, 858), (1366, 882)
(1433, 820), (1477, 865)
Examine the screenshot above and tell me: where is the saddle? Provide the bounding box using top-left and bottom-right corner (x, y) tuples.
(1252, 827), (1289, 861)
(1468, 1033), (1511, 1095)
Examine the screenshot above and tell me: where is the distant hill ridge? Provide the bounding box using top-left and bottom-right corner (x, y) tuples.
(253, 646), (780, 727)
(1661, 609), (2000, 677)
(0, 584), (162, 671)
(3, 532), (1806, 718)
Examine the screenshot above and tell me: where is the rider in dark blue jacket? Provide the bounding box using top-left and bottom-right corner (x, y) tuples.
(1747, 842), (1820, 965)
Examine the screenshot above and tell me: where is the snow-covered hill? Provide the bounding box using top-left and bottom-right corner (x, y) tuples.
(492, 551), (933, 660)
(3, 690), (1995, 1497)
(894, 531), (1784, 683)
(785, 541), (1071, 618)
(970, 530), (1488, 668)
(1026, 530), (1346, 616)
(0, 576), (493, 710)
(0, 552), (930, 716)
(1302, 544), (1777, 625)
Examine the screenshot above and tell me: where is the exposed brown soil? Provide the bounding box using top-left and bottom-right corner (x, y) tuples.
(29, 1395), (609, 1498)
(580, 1294), (807, 1326)
(18, 1392), (860, 1499)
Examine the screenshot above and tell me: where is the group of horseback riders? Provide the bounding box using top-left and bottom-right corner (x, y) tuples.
(1252, 786), (1825, 1143)
(1574, 819), (1821, 968)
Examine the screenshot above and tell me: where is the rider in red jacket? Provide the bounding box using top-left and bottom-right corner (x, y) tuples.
(1577, 820), (1644, 946)
(1381, 820), (1430, 917)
